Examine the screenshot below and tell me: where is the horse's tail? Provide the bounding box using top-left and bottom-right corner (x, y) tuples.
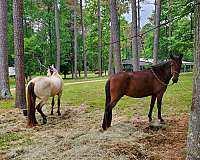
(102, 79), (112, 130)
(27, 82), (36, 128)
(105, 80), (111, 107)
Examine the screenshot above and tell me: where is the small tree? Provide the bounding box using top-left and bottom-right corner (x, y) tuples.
(80, 0), (87, 78)
(0, 0), (11, 99)
(153, 0), (161, 65)
(131, 0), (139, 71)
(55, 0), (61, 73)
(110, 0), (122, 73)
(73, 0), (78, 79)
(13, 0), (26, 109)
(97, 0), (102, 77)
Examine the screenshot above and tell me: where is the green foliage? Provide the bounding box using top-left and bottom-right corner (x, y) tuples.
(142, 0), (194, 61)
(6, 0), (194, 75)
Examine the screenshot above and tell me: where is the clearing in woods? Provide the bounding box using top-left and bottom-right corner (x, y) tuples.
(0, 73), (192, 160)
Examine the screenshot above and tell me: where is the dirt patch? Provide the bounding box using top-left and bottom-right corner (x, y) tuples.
(0, 106), (188, 160)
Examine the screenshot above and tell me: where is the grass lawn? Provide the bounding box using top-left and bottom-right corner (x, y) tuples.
(1, 72), (192, 118)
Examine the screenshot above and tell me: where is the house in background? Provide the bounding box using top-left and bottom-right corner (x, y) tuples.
(122, 58), (154, 71)
(9, 67), (15, 76)
(122, 59), (193, 72)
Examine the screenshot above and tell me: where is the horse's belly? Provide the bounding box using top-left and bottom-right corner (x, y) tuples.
(125, 84), (153, 98)
(126, 91), (152, 98)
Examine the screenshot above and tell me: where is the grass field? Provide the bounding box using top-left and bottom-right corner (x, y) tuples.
(0, 72), (192, 160)
(1, 72), (192, 117)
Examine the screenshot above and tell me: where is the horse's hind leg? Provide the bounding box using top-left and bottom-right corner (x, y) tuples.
(57, 96), (61, 116)
(148, 95), (156, 122)
(36, 100), (47, 124)
(51, 97), (55, 115)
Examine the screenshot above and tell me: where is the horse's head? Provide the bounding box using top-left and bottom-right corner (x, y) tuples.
(170, 54), (183, 83)
(47, 65), (57, 76)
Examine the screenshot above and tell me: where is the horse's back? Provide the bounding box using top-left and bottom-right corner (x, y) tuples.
(28, 77), (52, 99)
(109, 71), (158, 98)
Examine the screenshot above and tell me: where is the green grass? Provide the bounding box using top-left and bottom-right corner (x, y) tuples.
(0, 98), (15, 111)
(0, 132), (32, 150)
(62, 72), (192, 116)
(8, 72), (108, 88)
(1, 72), (192, 118)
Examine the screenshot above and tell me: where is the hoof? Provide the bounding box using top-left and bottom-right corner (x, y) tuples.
(160, 120), (165, 124)
(50, 112), (53, 115)
(43, 119), (47, 124)
(23, 109), (28, 116)
(27, 123), (36, 128)
(57, 112), (61, 116)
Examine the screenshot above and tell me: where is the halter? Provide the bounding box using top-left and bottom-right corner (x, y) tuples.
(151, 61), (179, 86)
(150, 68), (168, 86)
(170, 61), (180, 76)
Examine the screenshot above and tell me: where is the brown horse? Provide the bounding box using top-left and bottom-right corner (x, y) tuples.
(102, 54), (183, 130)
(27, 65), (64, 128)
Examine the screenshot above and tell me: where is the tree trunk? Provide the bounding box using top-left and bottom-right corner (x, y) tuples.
(0, 0), (11, 99)
(48, 2), (53, 64)
(55, 0), (61, 73)
(13, 0), (26, 109)
(97, 0), (102, 77)
(108, 32), (114, 76)
(186, 1), (200, 159)
(80, 0), (87, 78)
(110, 0), (122, 73)
(168, 0), (172, 53)
(153, 0), (161, 65)
(137, 0), (141, 61)
(132, 0), (139, 71)
(73, 0), (78, 79)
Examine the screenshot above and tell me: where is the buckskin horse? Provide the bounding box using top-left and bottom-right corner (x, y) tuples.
(102, 54), (183, 130)
(27, 65), (64, 128)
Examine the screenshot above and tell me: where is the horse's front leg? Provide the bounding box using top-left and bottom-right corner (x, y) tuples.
(157, 94), (164, 123)
(51, 97), (55, 115)
(148, 95), (156, 122)
(57, 96), (61, 116)
(36, 101), (47, 124)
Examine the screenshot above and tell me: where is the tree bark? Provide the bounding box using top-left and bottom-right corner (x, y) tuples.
(13, 0), (26, 109)
(97, 0), (102, 77)
(137, 0), (141, 61)
(0, 0), (11, 99)
(153, 0), (161, 65)
(55, 0), (61, 73)
(73, 0), (78, 79)
(108, 32), (114, 76)
(48, 2), (53, 64)
(168, 0), (172, 53)
(132, 0), (139, 71)
(110, 0), (122, 73)
(80, 0), (87, 78)
(186, 1), (200, 159)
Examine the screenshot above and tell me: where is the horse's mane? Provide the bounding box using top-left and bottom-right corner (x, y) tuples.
(151, 60), (171, 70)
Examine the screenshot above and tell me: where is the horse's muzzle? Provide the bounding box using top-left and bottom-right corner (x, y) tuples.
(172, 74), (179, 83)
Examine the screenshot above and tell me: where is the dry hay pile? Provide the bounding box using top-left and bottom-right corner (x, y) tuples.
(0, 106), (188, 160)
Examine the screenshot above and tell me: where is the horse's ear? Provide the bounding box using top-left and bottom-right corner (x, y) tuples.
(179, 54), (183, 60)
(170, 54), (174, 60)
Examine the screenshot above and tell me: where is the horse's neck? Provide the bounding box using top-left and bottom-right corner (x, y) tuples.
(51, 72), (61, 79)
(152, 62), (172, 84)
